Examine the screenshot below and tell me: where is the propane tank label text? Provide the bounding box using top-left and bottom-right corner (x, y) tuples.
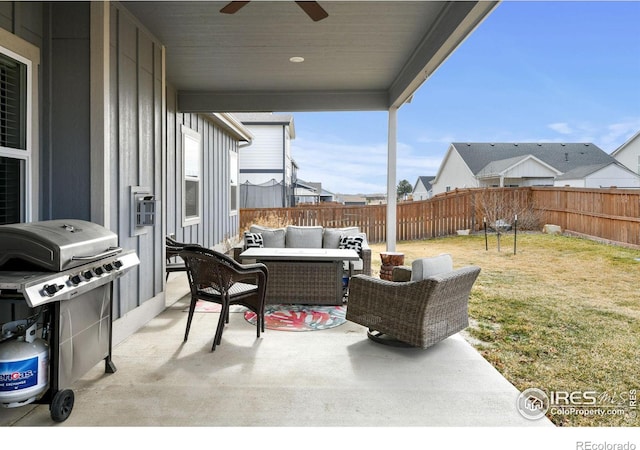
(0, 357), (39, 391)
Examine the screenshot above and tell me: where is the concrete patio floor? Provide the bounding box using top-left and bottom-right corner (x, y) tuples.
(1, 274), (553, 428)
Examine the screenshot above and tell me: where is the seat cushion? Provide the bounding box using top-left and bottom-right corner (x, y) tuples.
(250, 225), (285, 248)
(411, 254), (454, 281)
(285, 225), (323, 248)
(201, 282), (258, 297)
(323, 226), (360, 249)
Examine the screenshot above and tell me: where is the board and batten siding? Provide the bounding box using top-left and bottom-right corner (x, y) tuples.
(165, 84), (240, 252)
(109, 4), (164, 318)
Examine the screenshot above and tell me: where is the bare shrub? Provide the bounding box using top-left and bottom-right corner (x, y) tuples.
(477, 188), (544, 231)
(240, 211), (293, 234)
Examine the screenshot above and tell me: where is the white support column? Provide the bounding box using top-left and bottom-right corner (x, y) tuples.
(386, 107), (398, 252)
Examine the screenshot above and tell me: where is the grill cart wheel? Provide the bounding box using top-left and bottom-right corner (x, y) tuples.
(50, 389), (74, 422)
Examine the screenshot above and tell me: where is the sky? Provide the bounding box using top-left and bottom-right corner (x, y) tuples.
(287, 1), (640, 195)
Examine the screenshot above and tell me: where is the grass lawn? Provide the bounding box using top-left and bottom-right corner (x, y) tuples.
(368, 232), (640, 427)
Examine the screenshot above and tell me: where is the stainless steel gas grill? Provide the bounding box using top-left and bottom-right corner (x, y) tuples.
(0, 219), (139, 422)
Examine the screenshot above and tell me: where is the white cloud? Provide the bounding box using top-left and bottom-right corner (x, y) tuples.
(292, 138), (443, 195)
(545, 118), (640, 152)
(548, 122), (573, 134)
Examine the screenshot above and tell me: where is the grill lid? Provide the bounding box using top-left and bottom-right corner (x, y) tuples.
(0, 219), (120, 272)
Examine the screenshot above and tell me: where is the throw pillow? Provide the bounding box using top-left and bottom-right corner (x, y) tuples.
(339, 234), (364, 256)
(244, 232), (264, 249)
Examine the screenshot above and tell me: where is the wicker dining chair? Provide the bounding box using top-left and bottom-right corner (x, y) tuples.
(165, 236), (193, 281)
(180, 246), (268, 351)
(346, 254), (480, 349)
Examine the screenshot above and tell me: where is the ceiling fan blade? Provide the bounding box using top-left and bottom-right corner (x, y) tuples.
(295, 1), (328, 22)
(220, 1), (251, 14)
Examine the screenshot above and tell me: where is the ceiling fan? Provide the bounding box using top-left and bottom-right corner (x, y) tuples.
(220, 1), (329, 22)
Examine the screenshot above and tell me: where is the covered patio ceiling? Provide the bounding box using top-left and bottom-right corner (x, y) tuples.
(123, 1), (499, 113)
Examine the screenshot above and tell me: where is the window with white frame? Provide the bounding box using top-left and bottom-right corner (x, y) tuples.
(0, 45), (32, 225)
(229, 150), (238, 215)
(182, 125), (201, 226)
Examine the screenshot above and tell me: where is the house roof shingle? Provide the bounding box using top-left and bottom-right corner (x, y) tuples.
(415, 176), (435, 191)
(452, 142), (615, 175)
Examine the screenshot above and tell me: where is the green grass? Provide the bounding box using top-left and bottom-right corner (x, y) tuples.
(369, 233), (640, 426)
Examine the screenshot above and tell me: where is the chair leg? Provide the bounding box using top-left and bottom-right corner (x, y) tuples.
(211, 300), (229, 351)
(255, 307), (261, 338)
(184, 296), (197, 341)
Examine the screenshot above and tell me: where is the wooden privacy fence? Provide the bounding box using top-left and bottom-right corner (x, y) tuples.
(240, 187), (640, 247)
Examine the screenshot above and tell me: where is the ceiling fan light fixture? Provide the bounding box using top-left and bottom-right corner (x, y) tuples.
(289, 56), (305, 63)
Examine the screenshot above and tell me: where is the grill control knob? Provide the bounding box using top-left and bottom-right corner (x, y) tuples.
(83, 270), (94, 280)
(70, 275), (83, 285)
(43, 284), (63, 297)
(94, 266), (105, 276)
(103, 263), (114, 272)
(113, 260), (123, 269)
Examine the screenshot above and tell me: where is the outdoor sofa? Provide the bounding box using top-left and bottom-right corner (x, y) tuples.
(233, 225), (372, 305)
(234, 225), (372, 276)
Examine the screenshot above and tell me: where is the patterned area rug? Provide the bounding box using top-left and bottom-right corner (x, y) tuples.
(244, 304), (346, 331)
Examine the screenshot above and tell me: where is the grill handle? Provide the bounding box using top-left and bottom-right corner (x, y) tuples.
(71, 246), (123, 262)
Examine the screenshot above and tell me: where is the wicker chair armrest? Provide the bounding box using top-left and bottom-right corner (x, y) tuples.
(360, 247), (372, 276)
(348, 275), (429, 307)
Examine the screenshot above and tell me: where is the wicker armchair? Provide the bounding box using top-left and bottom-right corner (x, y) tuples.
(180, 246), (268, 351)
(346, 254), (480, 349)
(165, 236), (193, 281)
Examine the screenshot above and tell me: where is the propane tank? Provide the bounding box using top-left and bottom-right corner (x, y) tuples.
(0, 319), (49, 408)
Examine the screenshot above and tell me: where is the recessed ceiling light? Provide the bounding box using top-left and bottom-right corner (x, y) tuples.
(289, 56), (305, 63)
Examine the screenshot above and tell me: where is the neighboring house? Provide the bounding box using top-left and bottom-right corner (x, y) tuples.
(319, 188), (337, 203)
(413, 176), (435, 200)
(294, 179), (320, 204)
(611, 130), (640, 176)
(234, 112), (297, 208)
(554, 163), (640, 188)
(431, 142), (640, 195)
(341, 195), (367, 206)
(366, 194), (387, 205)
(293, 180), (337, 204)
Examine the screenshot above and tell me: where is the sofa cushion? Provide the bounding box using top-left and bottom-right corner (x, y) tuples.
(249, 225), (285, 248)
(243, 232), (264, 248)
(285, 225), (323, 248)
(323, 227), (360, 249)
(411, 253), (454, 281)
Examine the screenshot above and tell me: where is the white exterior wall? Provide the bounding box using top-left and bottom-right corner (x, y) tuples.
(554, 178), (584, 188)
(506, 158), (558, 178)
(238, 124), (284, 184)
(613, 133), (640, 175)
(432, 148), (478, 195)
(584, 165), (640, 188)
(413, 183), (429, 200)
(554, 165), (640, 188)
(284, 126), (293, 185)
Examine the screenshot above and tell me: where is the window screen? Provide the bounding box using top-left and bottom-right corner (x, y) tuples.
(0, 53), (27, 150)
